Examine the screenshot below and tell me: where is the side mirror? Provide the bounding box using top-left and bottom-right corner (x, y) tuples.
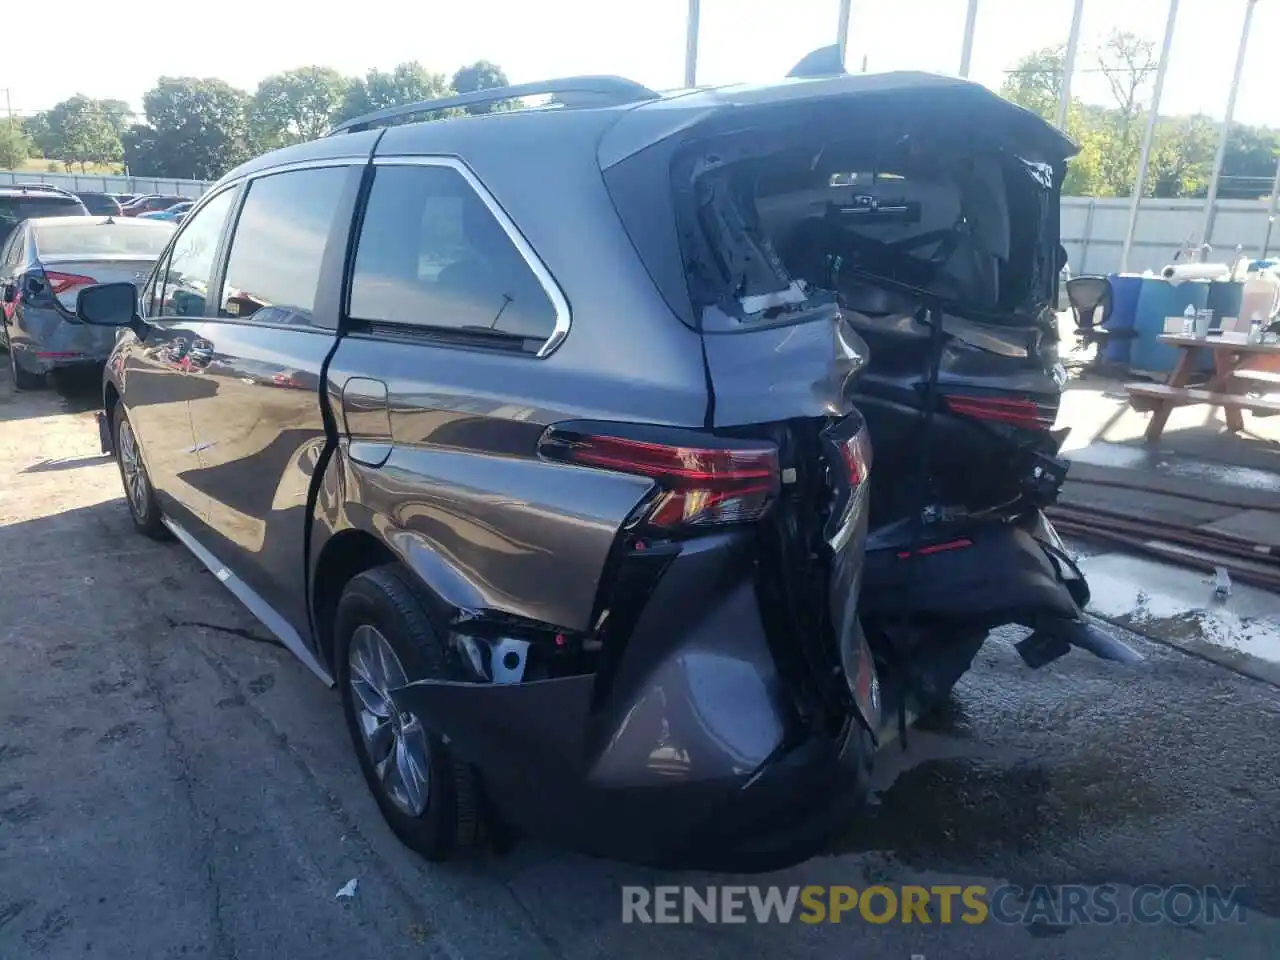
(1, 282), (14, 304)
(77, 282), (139, 327)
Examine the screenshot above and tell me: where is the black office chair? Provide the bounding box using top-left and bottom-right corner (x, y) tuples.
(1066, 275), (1128, 373)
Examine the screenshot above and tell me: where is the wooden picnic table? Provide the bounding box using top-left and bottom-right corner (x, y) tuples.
(1125, 332), (1280, 443)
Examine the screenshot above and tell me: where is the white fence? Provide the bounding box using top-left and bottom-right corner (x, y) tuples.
(0, 170), (211, 197)
(1062, 197), (1276, 277)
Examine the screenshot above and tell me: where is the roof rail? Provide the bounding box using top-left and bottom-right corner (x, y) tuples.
(327, 75), (659, 136)
(9, 182), (80, 197)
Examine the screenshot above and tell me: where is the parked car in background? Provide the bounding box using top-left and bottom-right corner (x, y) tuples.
(121, 194), (189, 217)
(1, 216), (174, 388)
(0, 185), (89, 246)
(138, 200), (193, 224)
(74, 191), (125, 217)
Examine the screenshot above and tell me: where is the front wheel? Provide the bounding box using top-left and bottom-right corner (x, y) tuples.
(335, 565), (481, 861)
(114, 408), (167, 539)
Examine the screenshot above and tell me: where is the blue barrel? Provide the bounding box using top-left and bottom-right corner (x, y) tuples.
(1127, 280), (1210, 373)
(1102, 273), (1143, 363)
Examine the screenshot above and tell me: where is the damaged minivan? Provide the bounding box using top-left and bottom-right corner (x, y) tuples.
(80, 49), (1139, 872)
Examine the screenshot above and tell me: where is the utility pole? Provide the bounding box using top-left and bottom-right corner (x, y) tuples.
(1120, 0), (1179, 273)
(683, 0), (701, 89)
(836, 0), (853, 67)
(1056, 0), (1085, 130)
(1200, 0), (1258, 248)
(959, 0), (979, 78)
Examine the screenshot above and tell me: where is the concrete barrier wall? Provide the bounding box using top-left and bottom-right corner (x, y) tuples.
(1062, 197), (1276, 277)
(0, 171), (211, 197)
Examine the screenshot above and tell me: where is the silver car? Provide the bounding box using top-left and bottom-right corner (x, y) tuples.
(0, 215), (175, 388)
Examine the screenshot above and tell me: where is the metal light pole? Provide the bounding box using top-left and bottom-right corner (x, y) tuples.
(1056, 0), (1085, 130)
(1199, 0), (1258, 248)
(959, 0), (979, 77)
(1120, 0), (1179, 273)
(1263, 155), (1280, 258)
(683, 0), (701, 88)
(837, 0), (853, 67)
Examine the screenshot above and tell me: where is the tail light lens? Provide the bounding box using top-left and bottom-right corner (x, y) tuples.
(44, 271), (99, 312)
(943, 393), (1057, 431)
(539, 426), (780, 532)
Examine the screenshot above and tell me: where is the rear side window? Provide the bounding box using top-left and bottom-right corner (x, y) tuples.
(217, 166), (348, 326)
(348, 164), (558, 344)
(149, 189), (235, 318)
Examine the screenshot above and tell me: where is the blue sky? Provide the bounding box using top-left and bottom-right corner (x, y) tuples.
(4, 0), (1276, 127)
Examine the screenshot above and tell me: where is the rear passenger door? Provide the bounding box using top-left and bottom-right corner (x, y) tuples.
(320, 158), (635, 635)
(184, 163), (361, 640)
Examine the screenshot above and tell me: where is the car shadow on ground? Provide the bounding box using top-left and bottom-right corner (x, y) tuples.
(0, 362), (103, 422)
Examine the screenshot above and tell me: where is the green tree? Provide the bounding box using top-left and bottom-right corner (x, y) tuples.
(1093, 30), (1159, 196)
(451, 59), (514, 114)
(137, 77), (252, 179)
(340, 61), (453, 124)
(0, 123), (31, 170)
(39, 96), (123, 171)
(999, 45), (1065, 122)
(1149, 114), (1216, 198)
(251, 66), (347, 146)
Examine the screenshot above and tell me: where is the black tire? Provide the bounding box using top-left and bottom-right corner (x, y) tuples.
(8, 350), (44, 391)
(335, 564), (480, 861)
(113, 407), (168, 540)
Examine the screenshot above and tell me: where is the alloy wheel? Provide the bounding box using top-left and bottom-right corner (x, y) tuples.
(348, 624), (431, 816)
(117, 419), (150, 518)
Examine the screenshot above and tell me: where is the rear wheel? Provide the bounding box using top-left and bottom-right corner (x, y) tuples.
(335, 565), (480, 861)
(8, 350), (44, 391)
(114, 409), (167, 539)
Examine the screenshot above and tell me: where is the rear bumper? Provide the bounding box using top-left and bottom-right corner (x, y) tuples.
(390, 530), (868, 870)
(8, 310), (117, 374)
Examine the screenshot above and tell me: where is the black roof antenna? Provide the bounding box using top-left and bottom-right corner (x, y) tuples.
(786, 44), (847, 79)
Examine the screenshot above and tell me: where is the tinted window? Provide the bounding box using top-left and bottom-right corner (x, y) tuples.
(151, 189), (235, 318)
(348, 164), (557, 342)
(35, 220), (174, 257)
(0, 196), (86, 243)
(218, 167), (348, 325)
(78, 194), (121, 215)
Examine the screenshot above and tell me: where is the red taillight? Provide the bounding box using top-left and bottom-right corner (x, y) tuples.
(45, 271), (99, 311)
(943, 394), (1056, 431)
(540, 428), (780, 531)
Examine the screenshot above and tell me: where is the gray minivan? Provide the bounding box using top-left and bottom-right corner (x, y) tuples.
(76, 54), (1110, 870)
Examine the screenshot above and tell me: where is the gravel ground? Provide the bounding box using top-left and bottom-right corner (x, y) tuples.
(1, 365), (1277, 960)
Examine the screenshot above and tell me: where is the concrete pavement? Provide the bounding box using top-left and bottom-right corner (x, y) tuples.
(1, 366), (1277, 959)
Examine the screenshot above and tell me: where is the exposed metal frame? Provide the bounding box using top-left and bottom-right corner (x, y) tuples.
(836, 0), (853, 66)
(328, 77), (658, 136)
(1120, 0), (1179, 273)
(1056, 0), (1085, 130)
(684, 0), (701, 88)
(1199, 0), (1258, 247)
(368, 155), (572, 359)
(959, 0), (980, 78)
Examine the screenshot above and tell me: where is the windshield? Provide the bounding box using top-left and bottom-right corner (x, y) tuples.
(0, 196), (86, 243)
(34, 220), (175, 257)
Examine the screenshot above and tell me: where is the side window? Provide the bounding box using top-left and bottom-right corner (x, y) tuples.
(155, 189), (235, 318)
(348, 164), (559, 344)
(217, 166), (348, 326)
